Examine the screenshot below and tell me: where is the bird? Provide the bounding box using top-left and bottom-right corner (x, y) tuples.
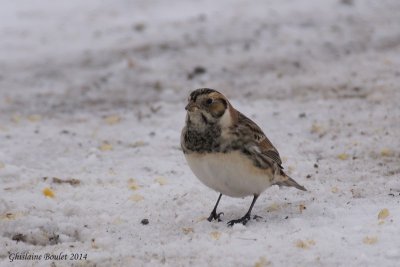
(181, 88), (306, 226)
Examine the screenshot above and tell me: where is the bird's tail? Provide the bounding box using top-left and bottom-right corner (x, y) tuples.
(274, 170), (307, 191)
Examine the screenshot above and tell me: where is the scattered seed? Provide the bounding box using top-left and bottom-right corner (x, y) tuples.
(42, 187), (55, 198)
(52, 177), (80, 186)
(378, 208), (389, 220)
(12, 233), (26, 243)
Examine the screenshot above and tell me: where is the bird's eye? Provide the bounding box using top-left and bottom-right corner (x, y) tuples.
(206, 98), (213, 105)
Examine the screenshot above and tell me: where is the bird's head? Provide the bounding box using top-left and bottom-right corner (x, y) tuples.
(185, 88), (233, 128)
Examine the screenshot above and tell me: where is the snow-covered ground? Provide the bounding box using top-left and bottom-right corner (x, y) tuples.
(1, 0), (400, 266)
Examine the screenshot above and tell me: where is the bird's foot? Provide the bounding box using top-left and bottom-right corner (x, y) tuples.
(207, 211), (224, 222)
(253, 215), (263, 221)
(227, 213), (251, 227)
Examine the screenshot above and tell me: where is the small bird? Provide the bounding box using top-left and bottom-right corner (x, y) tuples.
(181, 88), (306, 226)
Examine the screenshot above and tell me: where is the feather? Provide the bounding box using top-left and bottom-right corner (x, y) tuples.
(231, 111), (283, 169)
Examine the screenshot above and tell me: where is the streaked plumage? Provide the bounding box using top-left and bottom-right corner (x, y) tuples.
(181, 88), (306, 226)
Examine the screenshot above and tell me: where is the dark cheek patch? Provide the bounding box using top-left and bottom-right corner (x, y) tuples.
(210, 99), (227, 118)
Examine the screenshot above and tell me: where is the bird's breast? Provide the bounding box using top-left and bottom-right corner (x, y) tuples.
(182, 126), (221, 153)
(185, 151), (273, 197)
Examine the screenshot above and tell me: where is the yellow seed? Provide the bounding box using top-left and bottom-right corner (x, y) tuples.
(104, 115), (121, 125)
(99, 141), (113, 151)
(210, 231), (221, 240)
(129, 182), (140, 191)
(128, 178), (140, 190)
(0, 162), (5, 169)
(337, 153), (349, 160)
(182, 227), (194, 235)
(0, 213), (16, 220)
(310, 123), (324, 134)
(155, 176), (167, 185)
(378, 208), (389, 220)
(254, 256), (271, 267)
(295, 240), (309, 249)
(295, 239), (315, 249)
(27, 114), (42, 122)
(42, 187), (55, 198)
(363, 236), (378, 245)
(331, 186), (339, 193)
(130, 194), (144, 202)
(266, 203), (280, 212)
(380, 148), (394, 157)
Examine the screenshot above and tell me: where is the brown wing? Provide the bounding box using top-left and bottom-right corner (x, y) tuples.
(233, 111), (306, 191)
(236, 112), (283, 168)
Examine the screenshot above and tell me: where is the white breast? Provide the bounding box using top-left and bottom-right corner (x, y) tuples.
(185, 151), (273, 197)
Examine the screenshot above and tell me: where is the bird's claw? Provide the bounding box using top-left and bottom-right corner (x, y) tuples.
(253, 215), (263, 221)
(207, 211), (224, 222)
(227, 214), (251, 227)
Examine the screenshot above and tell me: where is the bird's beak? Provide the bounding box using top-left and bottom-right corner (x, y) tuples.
(185, 102), (199, 112)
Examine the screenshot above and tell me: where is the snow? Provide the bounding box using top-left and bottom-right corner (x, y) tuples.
(1, 0), (400, 266)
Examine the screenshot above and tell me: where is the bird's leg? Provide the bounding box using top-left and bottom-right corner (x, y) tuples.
(207, 193), (224, 222)
(227, 195), (259, 226)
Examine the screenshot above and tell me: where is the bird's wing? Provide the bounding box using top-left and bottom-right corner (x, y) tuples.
(235, 112), (283, 168)
(233, 112), (306, 191)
